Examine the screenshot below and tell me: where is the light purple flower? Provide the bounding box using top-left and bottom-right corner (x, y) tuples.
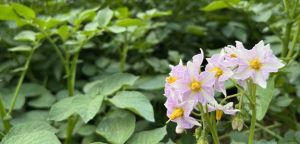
(232, 41), (284, 88)
(208, 102), (240, 121)
(164, 90), (200, 130)
(164, 60), (186, 96)
(173, 50), (215, 104)
(223, 41), (248, 68)
(205, 54), (233, 96)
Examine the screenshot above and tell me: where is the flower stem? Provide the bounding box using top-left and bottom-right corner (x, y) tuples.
(220, 93), (241, 104)
(287, 23), (300, 59)
(0, 97), (10, 133)
(6, 47), (35, 118)
(198, 104), (219, 144)
(248, 80), (257, 144)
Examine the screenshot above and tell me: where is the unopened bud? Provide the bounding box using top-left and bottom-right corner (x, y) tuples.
(176, 126), (185, 134)
(197, 136), (209, 144)
(232, 115), (244, 131)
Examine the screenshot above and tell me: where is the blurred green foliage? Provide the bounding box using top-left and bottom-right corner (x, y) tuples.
(0, 0), (299, 144)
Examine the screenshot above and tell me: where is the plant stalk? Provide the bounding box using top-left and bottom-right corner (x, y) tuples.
(64, 44), (84, 144)
(287, 24), (300, 59)
(248, 80), (257, 144)
(0, 97), (10, 133)
(6, 48), (35, 118)
(198, 104), (219, 144)
(120, 32), (129, 72)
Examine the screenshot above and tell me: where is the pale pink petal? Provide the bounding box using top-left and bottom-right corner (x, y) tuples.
(253, 71), (267, 88)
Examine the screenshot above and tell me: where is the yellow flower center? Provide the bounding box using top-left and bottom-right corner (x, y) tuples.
(190, 81), (202, 92)
(169, 108), (184, 120)
(230, 53), (238, 58)
(166, 76), (177, 84)
(249, 58), (262, 71)
(210, 67), (223, 78)
(216, 109), (223, 121)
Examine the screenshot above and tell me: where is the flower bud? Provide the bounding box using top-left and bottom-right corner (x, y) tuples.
(232, 115), (244, 131)
(176, 126), (185, 134)
(197, 137), (209, 144)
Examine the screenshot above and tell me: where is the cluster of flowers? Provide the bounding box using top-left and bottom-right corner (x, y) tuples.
(164, 41), (284, 133)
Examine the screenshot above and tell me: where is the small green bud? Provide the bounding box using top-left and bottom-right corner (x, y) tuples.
(232, 115), (244, 131)
(197, 136), (209, 144)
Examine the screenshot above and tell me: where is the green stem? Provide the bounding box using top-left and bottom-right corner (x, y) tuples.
(248, 80), (257, 144)
(64, 43), (85, 144)
(120, 33), (129, 72)
(283, 0), (289, 17)
(198, 105), (219, 144)
(282, 22), (292, 57)
(39, 29), (70, 78)
(42, 31), (66, 67)
(220, 123), (281, 140)
(255, 123), (283, 140)
(210, 111), (218, 142)
(287, 24), (300, 59)
(64, 115), (79, 144)
(6, 48), (35, 118)
(0, 97), (10, 133)
(220, 93), (241, 104)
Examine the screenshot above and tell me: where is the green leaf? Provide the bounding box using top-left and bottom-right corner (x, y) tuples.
(8, 45), (32, 52)
(75, 6), (99, 25)
(48, 96), (74, 122)
(137, 9), (172, 20)
(107, 25), (126, 33)
(0, 89), (25, 110)
(201, 0), (240, 12)
(127, 126), (167, 144)
(109, 91), (154, 122)
(28, 92), (56, 108)
(14, 30), (36, 42)
(116, 18), (146, 27)
(77, 124), (96, 136)
(256, 77), (275, 120)
(73, 93), (104, 123)
(135, 75), (166, 90)
(254, 139), (277, 144)
(115, 7), (129, 19)
(252, 10), (272, 22)
(275, 95), (293, 107)
(19, 83), (48, 97)
(57, 25), (69, 41)
(0, 4), (19, 20)
(1, 121), (60, 144)
(185, 25), (206, 36)
(89, 73), (138, 96)
(96, 113), (135, 144)
(49, 93), (104, 123)
(12, 110), (48, 124)
(95, 7), (113, 27)
(11, 3), (36, 19)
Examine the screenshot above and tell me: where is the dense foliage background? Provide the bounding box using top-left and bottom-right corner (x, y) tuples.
(0, 0), (299, 144)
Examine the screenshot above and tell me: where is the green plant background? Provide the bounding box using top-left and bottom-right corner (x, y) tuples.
(0, 0), (299, 144)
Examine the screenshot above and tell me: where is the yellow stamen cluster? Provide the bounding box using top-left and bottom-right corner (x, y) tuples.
(166, 76), (177, 84)
(216, 109), (223, 121)
(169, 108), (184, 120)
(190, 81), (202, 92)
(249, 58), (262, 71)
(210, 67), (223, 78)
(230, 53), (238, 58)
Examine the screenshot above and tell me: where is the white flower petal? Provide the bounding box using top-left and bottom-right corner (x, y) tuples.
(254, 71), (267, 88)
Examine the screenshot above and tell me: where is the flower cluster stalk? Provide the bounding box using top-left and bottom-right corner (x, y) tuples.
(248, 80), (257, 144)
